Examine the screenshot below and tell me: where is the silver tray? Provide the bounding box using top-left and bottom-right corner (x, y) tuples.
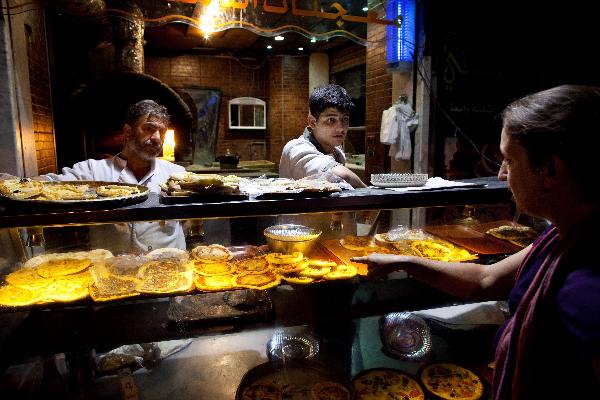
(371, 173), (428, 188)
(0, 181), (149, 210)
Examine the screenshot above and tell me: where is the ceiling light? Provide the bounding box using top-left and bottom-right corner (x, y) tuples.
(274, 35), (284, 41)
(310, 37), (316, 43)
(362, 7), (368, 11)
(266, 45), (272, 49)
(298, 47), (304, 51)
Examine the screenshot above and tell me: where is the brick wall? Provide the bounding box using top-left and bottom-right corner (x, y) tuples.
(266, 55), (309, 162)
(330, 44), (366, 75)
(25, 10), (56, 174)
(365, 8), (392, 177)
(145, 54), (270, 162)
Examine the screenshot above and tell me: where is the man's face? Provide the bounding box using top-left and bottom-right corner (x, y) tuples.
(499, 128), (545, 216)
(125, 114), (167, 161)
(309, 107), (350, 152)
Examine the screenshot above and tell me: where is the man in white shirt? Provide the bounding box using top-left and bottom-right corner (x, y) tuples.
(2, 100), (186, 252)
(279, 84), (367, 188)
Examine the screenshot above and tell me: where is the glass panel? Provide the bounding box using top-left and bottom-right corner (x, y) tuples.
(254, 105), (265, 127)
(239, 104), (255, 127)
(230, 104), (239, 127)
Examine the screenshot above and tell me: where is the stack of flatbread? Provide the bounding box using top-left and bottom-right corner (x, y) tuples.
(160, 172), (241, 196)
(0, 249), (113, 307)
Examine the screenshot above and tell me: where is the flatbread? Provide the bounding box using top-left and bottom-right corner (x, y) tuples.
(265, 252), (303, 265)
(236, 256), (271, 274)
(194, 274), (236, 291)
(420, 363), (483, 400)
(24, 249), (113, 269)
(192, 261), (235, 276)
(5, 267), (53, 290)
(96, 184), (140, 197)
(36, 258), (92, 278)
(40, 276), (90, 302)
(339, 235), (378, 252)
(410, 241), (453, 261)
(281, 274), (314, 284)
(0, 284), (43, 307)
(191, 244), (233, 263)
(136, 260), (194, 294)
(0, 179), (43, 199)
(353, 369), (425, 400)
(235, 271), (280, 290)
(146, 247), (189, 262)
(40, 183), (93, 200)
(323, 264), (357, 280)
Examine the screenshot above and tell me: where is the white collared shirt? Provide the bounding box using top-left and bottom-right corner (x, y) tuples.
(45, 156), (187, 252)
(279, 128), (346, 180)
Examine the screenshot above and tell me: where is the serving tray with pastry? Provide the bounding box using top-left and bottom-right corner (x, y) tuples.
(0, 179), (148, 211)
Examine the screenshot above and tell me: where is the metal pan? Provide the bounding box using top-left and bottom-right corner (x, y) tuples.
(235, 359), (354, 400)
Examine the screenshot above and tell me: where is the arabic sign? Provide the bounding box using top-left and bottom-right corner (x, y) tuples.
(116, 0), (401, 45)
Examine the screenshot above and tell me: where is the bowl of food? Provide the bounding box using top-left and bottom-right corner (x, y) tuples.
(263, 224), (322, 254)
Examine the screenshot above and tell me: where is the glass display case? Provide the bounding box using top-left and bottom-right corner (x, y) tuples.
(0, 177), (535, 399)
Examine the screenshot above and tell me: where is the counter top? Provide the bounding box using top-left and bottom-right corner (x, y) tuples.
(0, 177), (509, 228)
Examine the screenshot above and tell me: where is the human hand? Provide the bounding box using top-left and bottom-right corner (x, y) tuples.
(351, 253), (411, 278)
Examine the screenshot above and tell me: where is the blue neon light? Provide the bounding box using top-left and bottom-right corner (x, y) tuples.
(386, 0), (416, 64)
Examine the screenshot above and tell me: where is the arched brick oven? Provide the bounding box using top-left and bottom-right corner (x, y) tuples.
(69, 71), (194, 163)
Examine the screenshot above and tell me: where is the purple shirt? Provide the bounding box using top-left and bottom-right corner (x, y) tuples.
(496, 227), (600, 396)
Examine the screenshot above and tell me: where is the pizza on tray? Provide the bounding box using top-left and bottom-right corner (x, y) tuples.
(420, 363), (484, 400)
(353, 368), (425, 400)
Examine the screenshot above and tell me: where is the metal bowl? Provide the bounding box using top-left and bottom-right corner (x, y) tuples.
(267, 328), (319, 362)
(380, 312), (432, 361)
(263, 224), (321, 254)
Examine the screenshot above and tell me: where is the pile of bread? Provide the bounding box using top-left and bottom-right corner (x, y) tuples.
(160, 172), (241, 196)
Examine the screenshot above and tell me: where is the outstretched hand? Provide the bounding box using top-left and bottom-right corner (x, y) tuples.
(351, 253), (412, 278)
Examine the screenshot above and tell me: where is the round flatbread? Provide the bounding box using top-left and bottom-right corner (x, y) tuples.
(420, 363), (484, 400)
(236, 256), (271, 274)
(191, 244), (233, 263)
(5, 267), (53, 290)
(36, 258), (92, 278)
(235, 272), (280, 290)
(0, 179), (43, 199)
(192, 261), (235, 276)
(146, 247), (189, 262)
(353, 369), (425, 400)
(311, 381), (351, 400)
(324, 264), (357, 280)
(194, 274), (236, 291)
(410, 241), (453, 261)
(265, 252), (303, 265)
(96, 184), (140, 197)
(41, 276), (90, 302)
(273, 259), (308, 274)
(281, 274), (314, 284)
(136, 260), (194, 294)
(340, 235), (378, 252)
(0, 284), (43, 307)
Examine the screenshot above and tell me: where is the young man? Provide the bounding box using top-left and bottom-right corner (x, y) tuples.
(354, 85), (600, 399)
(279, 84), (367, 188)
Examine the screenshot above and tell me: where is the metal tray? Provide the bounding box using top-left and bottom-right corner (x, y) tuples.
(159, 191), (249, 204)
(0, 181), (149, 211)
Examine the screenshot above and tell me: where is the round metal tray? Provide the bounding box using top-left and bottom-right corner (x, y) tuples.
(0, 181), (149, 211)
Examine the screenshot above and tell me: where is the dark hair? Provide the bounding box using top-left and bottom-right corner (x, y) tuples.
(124, 99), (170, 126)
(309, 84), (355, 119)
(502, 84), (600, 199)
